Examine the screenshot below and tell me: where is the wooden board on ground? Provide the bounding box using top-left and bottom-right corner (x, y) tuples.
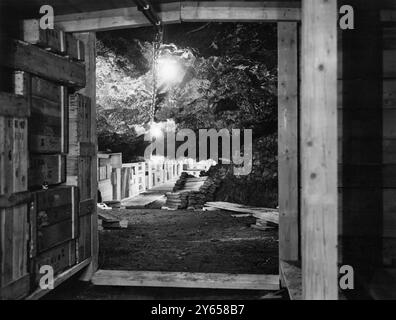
(205, 202), (279, 225)
(91, 270), (280, 291)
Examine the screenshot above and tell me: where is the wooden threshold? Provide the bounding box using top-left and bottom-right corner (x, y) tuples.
(279, 260), (302, 300)
(26, 258), (92, 300)
(91, 270), (280, 291)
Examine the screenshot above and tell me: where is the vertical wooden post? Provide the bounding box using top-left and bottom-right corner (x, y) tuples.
(278, 22), (299, 262)
(74, 32), (98, 281)
(301, 0), (338, 299)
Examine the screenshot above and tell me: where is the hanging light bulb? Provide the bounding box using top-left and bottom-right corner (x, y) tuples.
(149, 122), (162, 138)
(157, 57), (181, 83)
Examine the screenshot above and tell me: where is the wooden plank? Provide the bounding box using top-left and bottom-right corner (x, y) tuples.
(55, 2), (181, 32)
(55, 2), (301, 32)
(0, 274), (30, 300)
(91, 270), (280, 291)
(26, 258), (91, 300)
(0, 92), (30, 118)
(205, 201), (278, 224)
(0, 191), (31, 208)
(75, 32), (98, 281)
(277, 21), (299, 261)
(33, 240), (77, 286)
(301, 0), (338, 300)
(1, 40), (85, 88)
(181, 1), (301, 22)
(280, 260), (302, 300)
(37, 219), (74, 253)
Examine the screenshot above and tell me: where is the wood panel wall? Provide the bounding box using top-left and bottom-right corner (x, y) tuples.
(338, 0), (396, 295)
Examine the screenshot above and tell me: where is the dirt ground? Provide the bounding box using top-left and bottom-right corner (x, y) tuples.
(99, 208), (278, 275)
(43, 207), (280, 300)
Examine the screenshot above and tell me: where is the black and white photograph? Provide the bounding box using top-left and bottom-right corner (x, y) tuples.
(0, 0), (395, 305)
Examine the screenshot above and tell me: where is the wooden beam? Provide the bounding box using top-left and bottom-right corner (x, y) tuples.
(278, 22), (299, 262)
(55, 2), (301, 32)
(55, 3), (181, 32)
(74, 32), (99, 282)
(181, 1), (301, 22)
(301, 0), (338, 300)
(0, 40), (86, 88)
(92, 270), (280, 291)
(25, 259), (91, 300)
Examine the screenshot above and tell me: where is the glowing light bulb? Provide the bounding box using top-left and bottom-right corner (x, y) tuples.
(157, 57), (181, 83)
(150, 122), (162, 138)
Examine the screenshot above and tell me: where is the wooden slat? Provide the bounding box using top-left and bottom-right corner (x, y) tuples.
(37, 219), (74, 253)
(92, 270), (280, 291)
(0, 92), (30, 118)
(277, 21), (299, 261)
(1, 40), (85, 88)
(26, 258), (91, 300)
(301, 0), (338, 300)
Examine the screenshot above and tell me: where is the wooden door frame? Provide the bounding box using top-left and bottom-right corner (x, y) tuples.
(54, 0), (339, 300)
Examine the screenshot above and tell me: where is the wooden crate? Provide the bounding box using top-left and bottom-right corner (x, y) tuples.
(32, 186), (78, 253)
(33, 240), (76, 286)
(28, 154), (66, 189)
(65, 33), (85, 61)
(0, 94), (29, 194)
(0, 92), (30, 299)
(20, 19), (65, 54)
(12, 71), (69, 154)
(69, 94), (91, 155)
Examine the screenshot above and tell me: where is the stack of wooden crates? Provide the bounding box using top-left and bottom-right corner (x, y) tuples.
(0, 21), (95, 299)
